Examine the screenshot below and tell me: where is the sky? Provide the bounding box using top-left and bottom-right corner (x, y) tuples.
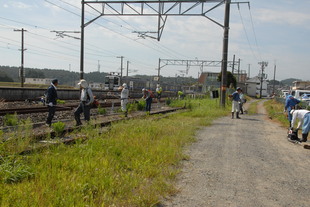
(0, 0), (309, 81)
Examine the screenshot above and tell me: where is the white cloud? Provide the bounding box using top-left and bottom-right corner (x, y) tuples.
(256, 9), (310, 26)
(10, 1), (33, 10)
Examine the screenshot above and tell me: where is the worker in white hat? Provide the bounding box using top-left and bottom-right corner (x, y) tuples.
(74, 79), (94, 126)
(120, 83), (129, 117)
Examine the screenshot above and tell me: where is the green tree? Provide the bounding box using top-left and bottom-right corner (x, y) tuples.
(0, 71), (14, 82)
(26, 69), (45, 78)
(217, 71), (237, 89)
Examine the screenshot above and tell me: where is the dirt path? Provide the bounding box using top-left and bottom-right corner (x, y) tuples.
(160, 100), (310, 207)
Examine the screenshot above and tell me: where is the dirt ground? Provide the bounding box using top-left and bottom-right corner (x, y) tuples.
(160, 100), (310, 207)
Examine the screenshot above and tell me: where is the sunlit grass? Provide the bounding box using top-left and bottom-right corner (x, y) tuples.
(0, 98), (230, 207)
(247, 100), (259, 114)
(264, 99), (289, 127)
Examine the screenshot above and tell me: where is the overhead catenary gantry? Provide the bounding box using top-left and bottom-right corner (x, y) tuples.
(80, 0), (247, 107)
(158, 58), (240, 76)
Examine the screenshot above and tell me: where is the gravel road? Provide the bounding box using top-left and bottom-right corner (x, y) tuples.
(160, 100), (310, 207)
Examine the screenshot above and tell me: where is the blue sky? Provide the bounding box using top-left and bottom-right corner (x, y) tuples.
(0, 0), (309, 81)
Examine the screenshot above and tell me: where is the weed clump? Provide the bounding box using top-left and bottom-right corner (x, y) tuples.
(97, 106), (107, 115)
(51, 121), (65, 137)
(0, 156), (34, 184)
(3, 113), (19, 126)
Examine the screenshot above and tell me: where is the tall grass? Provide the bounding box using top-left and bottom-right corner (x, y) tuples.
(264, 99), (289, 127)
(0, 98), (230, 207)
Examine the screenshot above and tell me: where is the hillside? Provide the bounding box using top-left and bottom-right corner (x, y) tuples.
(0, 66), (198, 87)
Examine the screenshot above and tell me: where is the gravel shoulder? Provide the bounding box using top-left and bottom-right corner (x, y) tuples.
(160, 100), (310, 207)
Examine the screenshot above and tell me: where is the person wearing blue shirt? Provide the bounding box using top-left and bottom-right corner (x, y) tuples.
(284, 95), (300, 126)
(231, 87), (242, 119)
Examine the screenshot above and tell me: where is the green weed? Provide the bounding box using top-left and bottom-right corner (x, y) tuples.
(264, 99), (289, 127)
(0, 156), (34, 184)
(97, 106), (107, 115)
(3, 113), (19, 126)
(56, 99), (66, 104)
(51, 121), (65, 137)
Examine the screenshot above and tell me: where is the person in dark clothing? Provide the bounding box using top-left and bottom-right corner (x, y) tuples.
(142, 88), (152, 113)
(231, 87), (242, 119)
(46, 79), (58, 126)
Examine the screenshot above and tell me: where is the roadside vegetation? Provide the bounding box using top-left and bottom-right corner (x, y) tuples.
(264, 99), (289, 127)
(0, 97), (230, 207)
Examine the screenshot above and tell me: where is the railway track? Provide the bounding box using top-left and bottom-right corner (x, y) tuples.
(0, 101), (121, 116)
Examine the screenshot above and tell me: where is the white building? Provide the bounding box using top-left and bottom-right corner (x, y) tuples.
(245, 76), (268, 97)
(25, 78), (53, 85)
(88, 82), (104, 89)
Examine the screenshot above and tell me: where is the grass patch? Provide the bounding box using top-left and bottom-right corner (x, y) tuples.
(3, 113), (19, 126)
(51, 121), (66, 137)
(264, 99), (289, 127)
(247, 100), (259, 115)
(0, 98), (230, 207)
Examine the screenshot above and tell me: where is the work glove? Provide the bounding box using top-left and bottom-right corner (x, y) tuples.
(48, 102), (53, 107)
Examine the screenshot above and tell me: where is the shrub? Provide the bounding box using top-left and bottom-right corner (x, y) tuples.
(127, 102), (137, 113)
(3, 113), (19, 126)
(165, 98), (172, 106)
(137, 100), (146, 111)
(51, 121), (65, 137)
(97, 106), (107, 115)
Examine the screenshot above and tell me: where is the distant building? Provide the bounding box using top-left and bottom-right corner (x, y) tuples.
(292, 81), (310, 90)
(233, 71), (247, 83)
(25, 78), (53, 85)
(245, 76), (268, 97)
(198, 72), (221, 91)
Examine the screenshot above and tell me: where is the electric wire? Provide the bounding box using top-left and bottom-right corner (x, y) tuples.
(237, 5), (259, 61)
(248, 5), (263, 61)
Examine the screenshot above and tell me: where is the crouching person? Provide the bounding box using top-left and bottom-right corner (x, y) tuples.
(290, 108), (310, 142)
(74, 79), (94, 126)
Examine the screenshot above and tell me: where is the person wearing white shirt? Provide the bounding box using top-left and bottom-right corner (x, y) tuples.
(120, 83), (129, 117)
(290, 109), (310, 142)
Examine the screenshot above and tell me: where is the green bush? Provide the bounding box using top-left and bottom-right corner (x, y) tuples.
(0, 156), (34, 184)
(165, 98), (172, 106)
(137, 100), (146, 111)
(127, 102), (137, 113)
(3, 113), (19, 126)
(97, 106), (107, 115)
(51, 121), (65, 137)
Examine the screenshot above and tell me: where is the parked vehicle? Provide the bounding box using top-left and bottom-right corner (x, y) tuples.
(301, 94), (310, 101)
(290, 90), (310, 100)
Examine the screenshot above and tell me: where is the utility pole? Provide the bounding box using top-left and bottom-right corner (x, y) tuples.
(126, 61), (129, 77)
(231, 54), (235, 74)
(258, 61), (268, 99)
(117, 56), (124, 77)
(248, 64), (251, 79)
(273, 63), (276, 95)
(14, 28), (27, 87)
(98, 60), (100, 73)
(237, 58), (241, 82)
(220, 0), (231, 107)
(158, 58), (161, 79)
(80, 0), (85, 80)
